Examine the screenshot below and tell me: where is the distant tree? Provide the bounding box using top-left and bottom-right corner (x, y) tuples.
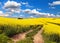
(18, 17), (23, 19)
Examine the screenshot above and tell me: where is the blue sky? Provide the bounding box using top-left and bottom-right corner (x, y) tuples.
(0, 0), (60, 18)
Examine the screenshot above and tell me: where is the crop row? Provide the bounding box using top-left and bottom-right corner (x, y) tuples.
(43, 23), (60, 43)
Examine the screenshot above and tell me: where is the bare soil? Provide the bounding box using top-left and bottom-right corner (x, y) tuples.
(11, 28), (44, 43)
(11, 30), (33, 43)
(33, 28), (44, 43)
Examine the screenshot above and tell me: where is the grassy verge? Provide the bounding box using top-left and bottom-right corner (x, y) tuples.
(0, 24), (33, 37)
(0, 34), (13, 43)
(17, 37), (33, 43)
(42, 31), (60, 43)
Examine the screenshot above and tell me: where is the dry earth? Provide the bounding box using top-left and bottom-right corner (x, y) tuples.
(11, 28), (44, 43)
(11, 30), (33, 43)
(33, 28), (44, 43)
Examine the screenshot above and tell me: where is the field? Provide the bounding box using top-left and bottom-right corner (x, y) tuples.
(0, 17), (60, 43)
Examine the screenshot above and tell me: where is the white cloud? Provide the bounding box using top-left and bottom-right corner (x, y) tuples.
(4, 0), (21, 9)
(37, 8), (41, 11)
(23, 9), (40, 15)
(23, 9), (31, 14)
(49, 1), (60, 6)
(20, 15), (23, 16)
(19, 15), (24, 18)
(56, 15), (60, 17)
(30, 16), (34, 18)
(3, 0), (21, 14)
(21, 2), (33, 8)
(1, 0), (60, 18)
(21, 2), (28, 5)
(3, 1), (33, 17)
(0, 11), (9, 16)
(30, 9), (40, 15)
(10, 9), (20, 13)
(25, 4), (33, 8)
(23, 9), (56, 17)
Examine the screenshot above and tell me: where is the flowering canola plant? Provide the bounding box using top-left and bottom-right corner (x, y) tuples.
(0, 17), (60, 35)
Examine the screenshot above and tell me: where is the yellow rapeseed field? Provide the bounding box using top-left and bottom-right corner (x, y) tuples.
(43, 23), (60, 35)
(0, 17), (47, 25)
(0, 17), (60, 35)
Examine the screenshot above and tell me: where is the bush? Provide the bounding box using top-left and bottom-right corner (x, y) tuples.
(0, 34), (13, 43)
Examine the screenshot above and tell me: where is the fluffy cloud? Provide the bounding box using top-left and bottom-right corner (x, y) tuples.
(21, 2), (28, 5)
(21, 2), (33, 8)
(3, 0), (21, 14)
(0, 11), (9, 16)
(56, 15), (60, 17)
(36, 8), (41, 11)
(1, 0), (59, 18)
(19, 15), (24, 18)
(49, 1), (60, 6)
(4, 0), (21, 9)
(23, 9), (56, 17)
(10, 9), (20, 13)
(30, 16), (34, 18)
(23, 9), (40, 15)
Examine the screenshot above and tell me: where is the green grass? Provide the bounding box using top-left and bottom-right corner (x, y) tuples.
(17, 37), (33, 43)
(42, 31), (60, 43)
(0, 24), (33, 37)
(0, 34), (13, 43)
(44, 39), (56, 43)
(26, 25), (43, 38)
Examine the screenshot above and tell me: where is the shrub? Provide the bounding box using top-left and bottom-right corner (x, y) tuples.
(0, 34), (13, 43)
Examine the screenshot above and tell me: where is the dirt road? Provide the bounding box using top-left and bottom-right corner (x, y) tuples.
(11, 30), (33, 43)
(33, 28), (44, 43)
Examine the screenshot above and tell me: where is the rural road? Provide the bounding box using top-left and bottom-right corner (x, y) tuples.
(11, 28), (44, 43)
(33, 28), (44, 43)
(11, 30), (33, 43)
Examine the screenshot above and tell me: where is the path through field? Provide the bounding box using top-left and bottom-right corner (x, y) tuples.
(11, 30), (33, 43)
(11, 28), (44, 43)
(33, 28), (44, 43)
